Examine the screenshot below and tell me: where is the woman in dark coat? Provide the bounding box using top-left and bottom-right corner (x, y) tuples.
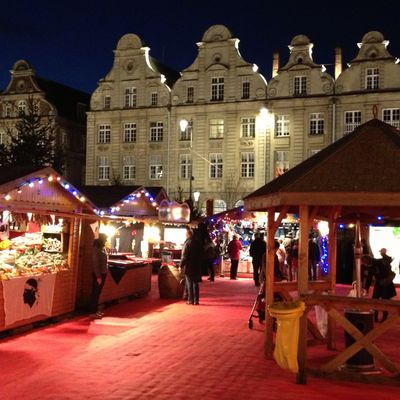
(181, 228), (204, 305)
(362, 255), (397, 322)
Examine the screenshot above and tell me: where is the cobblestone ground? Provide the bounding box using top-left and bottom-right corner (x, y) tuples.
(1, 275), (400, 400)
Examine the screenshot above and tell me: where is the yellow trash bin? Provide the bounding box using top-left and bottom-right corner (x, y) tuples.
(267, 301), (305, 373)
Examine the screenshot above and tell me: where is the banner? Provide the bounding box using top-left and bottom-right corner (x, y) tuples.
(2, 273), (56, 327)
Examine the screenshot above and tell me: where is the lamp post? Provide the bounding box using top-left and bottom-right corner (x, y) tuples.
(180, 118), (194, 209)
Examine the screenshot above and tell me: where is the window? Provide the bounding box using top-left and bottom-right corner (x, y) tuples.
(18, 100), (27, 115)
(3, 104), (11, 118)
(309, 113), (324, 135)
(123, 123), (136, 142)
(0, 131), (5, 145)
(241, 152), (255, 178)
(179, 154), (191, 179)
(276, 115), (290, 137)
(187, 87), (194, 103)
(122, 156), (135, 180)
(213, 199), (227, 214)
(274, 151), (289, 177)
(151, 92), (158, 106)
(150, 121), (163, 141)
(98, 156), (110, 180)
(241, 117), (256, 138)
(242, 81), (250, 99)
(209, 119), (224, 139)
(344, 111), (361, 135)
(366, 68), (379, 90)
(98, 124), (111, 143)
(294, 76), (307, 95)
(383, 108), (400, 128)
(104, 95), (111, 109)
(211, 77), (224, 101)
(209, 153), (223, 178)
(179, 120), (193, 141)
(149, 155), (163, 180)
(124, 87), (137, 108)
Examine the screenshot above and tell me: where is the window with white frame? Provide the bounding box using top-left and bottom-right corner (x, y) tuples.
(241, 117), (256, 138)
(366, 68), (379, 90)
(18, 100), (27, 115)
(309, 113), (324, 135)
(151, 92), (158, 106)
(344, 111), (361, 135)
(150, 121), (163, 141)
(179, 154), (191, 179)
(3, 104), (11, 118)
(149, 155), (163, 180)
(241, 152), (255, 178)
(98, 156), (110, 180)
(213, 199), (227, 214)
(0, 131), (5, 145)
(294, 76), (307, 95)
(274, 151), (289, 177)
(124, 87), (137, 108)
(209, 119), (224, 139)
(104, 95), (111, 109)
(242, 81), (250, 99)
(98, 124), (111, 143)
(209, 153), (223, 178)
(187, 87), (194, 103)
(275, 115), (290, 137)
(382, 108), (400, 128)
(179, 120), (193, 141)
(122, 156), (135, 180)
(211, 77), (224, 101)
(123, 123), (136, 142)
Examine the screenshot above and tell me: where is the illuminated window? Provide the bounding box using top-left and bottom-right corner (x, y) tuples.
(209, 119), (224, 139)
(294, 76), (307, 95)
(241, 152), (255, 178)
(211, 77), (224, 101)
(309, 113), (324, 135)
(241, 117), (255, 138)
(98, 124), (111, 143)
(124, 87), (137, 108)
(276, 115), (290, 137)
(123, 123), (136, 143)
(209, 153), (223, 178)
(149, 155), (163, 180)
(98, 156), (110, 180)
(366, 68), (379, 89)
(382, 108), (400, 128)
(179, 120), (192, 141)
(179, 154), (191, 179)
(122, 156), (135, 180)
(344, 111), (361, 135)
(274, 151), (289, 177)
(150, 121), (163, 141)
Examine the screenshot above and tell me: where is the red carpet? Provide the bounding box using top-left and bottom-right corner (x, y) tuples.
(0, 275), (400, 399)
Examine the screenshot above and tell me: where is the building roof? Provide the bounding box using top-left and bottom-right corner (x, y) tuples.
(244, 119), (400, 215)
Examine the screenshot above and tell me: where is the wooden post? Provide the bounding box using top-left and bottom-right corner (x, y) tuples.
(297, 205), (309, 384)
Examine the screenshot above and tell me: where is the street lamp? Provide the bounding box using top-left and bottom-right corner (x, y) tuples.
(180, 118), (194, 208)
(193, 191), (200, 210)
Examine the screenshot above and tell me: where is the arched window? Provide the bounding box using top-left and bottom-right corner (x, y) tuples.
(213, 199), (227, 214)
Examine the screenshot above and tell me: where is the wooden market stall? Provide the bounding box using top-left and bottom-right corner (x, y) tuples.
(0, 166), (94, 333)
(75, 185), (169, 309)
(244, 119), (400, 385)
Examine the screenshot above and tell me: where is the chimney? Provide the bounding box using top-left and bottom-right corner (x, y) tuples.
(335, 47), (342, 79)
(272, 52), (280, 78)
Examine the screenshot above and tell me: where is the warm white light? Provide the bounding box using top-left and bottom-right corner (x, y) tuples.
(252, 64), (258, 72)
(100, 224), (117, 238)
(193, 191), (200, 202)
(180, 119), (188, 132)
(317, 220), (329, 237)
(4, 194), (11, 201)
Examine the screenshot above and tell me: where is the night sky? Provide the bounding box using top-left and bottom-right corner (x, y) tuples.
(2, 1), (400, 94)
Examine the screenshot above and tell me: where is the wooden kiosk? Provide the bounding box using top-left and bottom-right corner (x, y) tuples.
(0, 166), (93, 333)
(244, 119), (400, 385)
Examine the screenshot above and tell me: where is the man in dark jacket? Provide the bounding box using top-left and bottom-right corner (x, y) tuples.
(249, 232), (266, 286)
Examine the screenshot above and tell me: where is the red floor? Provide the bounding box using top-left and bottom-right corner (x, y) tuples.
(1, 275), (400, 400)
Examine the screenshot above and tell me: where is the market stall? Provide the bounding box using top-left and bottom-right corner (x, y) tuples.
(0, 166), (93, 332)
(75, 185), (169, 308)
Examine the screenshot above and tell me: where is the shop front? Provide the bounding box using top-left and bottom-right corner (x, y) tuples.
(0, 166), (92, 332)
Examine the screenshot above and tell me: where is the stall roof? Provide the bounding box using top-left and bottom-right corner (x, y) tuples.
(244, 119), (400, 218)
(205, 207), (257, 223)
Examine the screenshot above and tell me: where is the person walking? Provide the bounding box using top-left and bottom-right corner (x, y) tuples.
(227, 234), (242, 280)
(249, 232), (266, 286)
(362, 254), (397, 322)
(89, 233), (108, 319)
(181, 228), (204, 305)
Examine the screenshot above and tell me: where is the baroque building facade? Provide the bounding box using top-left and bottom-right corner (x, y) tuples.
(0, 60), (89, 185)
(86, 26), (400, 213)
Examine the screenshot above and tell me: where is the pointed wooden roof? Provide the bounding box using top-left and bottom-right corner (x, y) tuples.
(245, 119), (400, 216)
